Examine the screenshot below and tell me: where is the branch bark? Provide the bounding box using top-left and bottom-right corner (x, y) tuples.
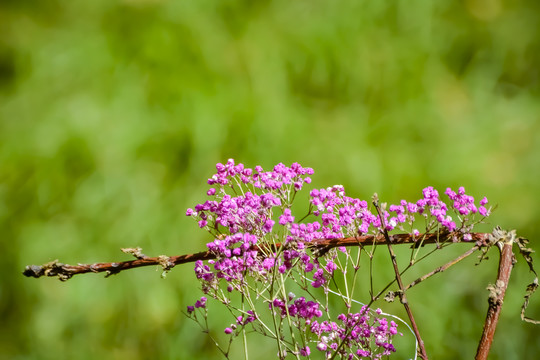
(475, 240), (515, 359)
(22, 232), (491, 281)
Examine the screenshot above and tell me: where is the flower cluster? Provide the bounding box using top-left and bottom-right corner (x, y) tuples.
(223, 310), (257, 335)
(185, 160), (492, 359)
(304, 184), (490, 241)
(207, 160), (314, 190)
(186, 296), (207, 314)
(270, 294), (323, 321)
(310, 307), (398, 359)
(188, 159), (313, 234)
(187, 160), (491, 255)
(205, 233), (259, 283)
(446, 187), (490, 217)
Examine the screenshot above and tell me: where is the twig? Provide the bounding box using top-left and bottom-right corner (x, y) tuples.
(405, 245), (481, 291)
(22, 233), (490, 281)
(22, 250), (215, 281)
(372, 197), (429, 360)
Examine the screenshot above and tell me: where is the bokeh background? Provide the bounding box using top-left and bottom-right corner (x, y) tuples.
(1, 0), (539, 359)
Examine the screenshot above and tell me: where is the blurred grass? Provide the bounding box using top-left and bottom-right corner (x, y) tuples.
(1, 0), (539, 359)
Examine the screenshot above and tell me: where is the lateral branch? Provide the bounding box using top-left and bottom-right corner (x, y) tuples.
(23, 232), (490, 281)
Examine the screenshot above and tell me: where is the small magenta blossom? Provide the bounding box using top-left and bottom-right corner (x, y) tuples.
(263, 219), (275, 233)
(197, 219), (207, 228)
(299, 346), (310, 356)
(194, 296), (207, 308)
(279, 208), (295, 225)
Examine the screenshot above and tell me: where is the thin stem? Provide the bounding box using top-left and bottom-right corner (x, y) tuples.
(269, 253), (285, 359)
(279, 272), (301, 360)
(241, 291), (249, 360)
(297, 204), (313, 223)
(186, 310), (230, 359)
(369, 250), (374, 301)
(242, 326), (249, 360)
(366, 239), (462, 309)
(373, 199), (428, 360)
(405, 245), (480, 291)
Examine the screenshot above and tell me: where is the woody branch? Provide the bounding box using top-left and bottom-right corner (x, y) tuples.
(23, 232), (490, 281)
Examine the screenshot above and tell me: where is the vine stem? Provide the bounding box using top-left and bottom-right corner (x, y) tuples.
(372, 199), (428, 360)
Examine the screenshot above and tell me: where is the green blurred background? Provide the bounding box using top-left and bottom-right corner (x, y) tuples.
(1, 0), (539, 359)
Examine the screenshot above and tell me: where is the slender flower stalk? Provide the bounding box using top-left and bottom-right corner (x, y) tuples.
(373, 197), (428, 359)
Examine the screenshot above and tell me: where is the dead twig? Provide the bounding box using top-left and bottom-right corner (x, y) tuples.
(22, 233), (490, 281)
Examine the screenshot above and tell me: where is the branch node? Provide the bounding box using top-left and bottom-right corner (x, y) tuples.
(105, 263), (122, 278)
(487, 280), (506, 306)
(489, 226), (516, 246)
(384, 290), (403, 303)
(158, 255), (175, 278)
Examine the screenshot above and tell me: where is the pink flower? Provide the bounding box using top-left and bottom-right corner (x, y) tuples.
(479, 206), (489, 216)
(299, 346), (310, 356)
(194, 297), (207, 308)
(263, 219), (275, 233)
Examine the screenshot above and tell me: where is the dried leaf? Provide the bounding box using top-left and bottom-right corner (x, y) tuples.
(515, 236), (540, 324)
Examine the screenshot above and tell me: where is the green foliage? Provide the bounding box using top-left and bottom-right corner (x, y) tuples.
(1, 0), (539, 359)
